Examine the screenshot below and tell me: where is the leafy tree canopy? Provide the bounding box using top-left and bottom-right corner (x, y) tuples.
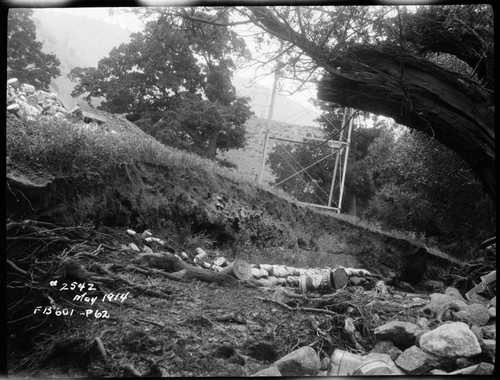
(7, 8), (61, 91)
(69, 9), (253, 159)
(233, 5), (494, 200)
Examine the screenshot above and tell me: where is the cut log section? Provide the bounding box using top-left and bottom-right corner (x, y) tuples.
(221, 259), (252, 281)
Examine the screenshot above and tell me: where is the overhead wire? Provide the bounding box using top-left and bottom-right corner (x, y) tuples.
(273, 144), (328, 205)
(280, 144), (331, 201)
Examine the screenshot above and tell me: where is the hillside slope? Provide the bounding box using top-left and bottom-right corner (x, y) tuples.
(220, 116), (324, 184)
(8, 110), (491, 378)
(6, 112), (459, 280)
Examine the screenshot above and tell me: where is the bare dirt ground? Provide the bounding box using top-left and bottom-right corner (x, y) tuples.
(7, 224), (426, 378)
(6, 139), (461, 377)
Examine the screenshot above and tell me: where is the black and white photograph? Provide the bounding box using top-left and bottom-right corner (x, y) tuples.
(5, 0), (496, 377)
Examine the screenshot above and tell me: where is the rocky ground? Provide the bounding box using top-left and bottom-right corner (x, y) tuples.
(6, 220), (496, 377)
(6, 79), (496, 377)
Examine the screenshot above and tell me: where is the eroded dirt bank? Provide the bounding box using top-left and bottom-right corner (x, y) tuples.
(6, 158), (460, 284)
(7, 155), (493, 378)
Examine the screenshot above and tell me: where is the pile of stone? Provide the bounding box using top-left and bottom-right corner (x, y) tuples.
(7, 78), (70, 121)
(251, 284), (496, 376)
(6, 78), (107, 128)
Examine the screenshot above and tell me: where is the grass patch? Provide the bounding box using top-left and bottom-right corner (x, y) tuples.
(7, 115), (454, 261)
(6, 116), (237, 178)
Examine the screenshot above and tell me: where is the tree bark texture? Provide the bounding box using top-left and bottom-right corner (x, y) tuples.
(247, 7), (495, 200)
(317, 45), (495, 200)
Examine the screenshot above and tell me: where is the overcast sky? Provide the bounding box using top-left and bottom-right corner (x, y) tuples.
(30, 6), (321, 114)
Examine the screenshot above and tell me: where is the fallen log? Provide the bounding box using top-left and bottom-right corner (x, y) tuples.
(132, 252), (239, 286)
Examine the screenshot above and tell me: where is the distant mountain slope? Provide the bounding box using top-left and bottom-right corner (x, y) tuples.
(233, 77), (320, 126)
(33, 10), (132, 70)
(32, 10), (132, 110)
(30, 10), (320, 126)
(220, 116), (324, 184)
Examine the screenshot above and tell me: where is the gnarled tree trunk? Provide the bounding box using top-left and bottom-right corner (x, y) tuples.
(246, 7), (495, 201)
(317, 45), (495, 200)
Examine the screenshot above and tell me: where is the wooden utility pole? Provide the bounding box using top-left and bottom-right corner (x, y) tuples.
(338, 109), (354, 212)
(258, 71), (279, 184)
(327, 108), (348, 207)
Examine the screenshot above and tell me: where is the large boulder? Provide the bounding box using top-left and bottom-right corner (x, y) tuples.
(371, 340), (402, 361)
(272, 346), (320, 376)
(444, 286), (466, 300)
(452, 303), (490, 326)
(419, 322), (481, 358)
(374, 321), (424, 349)
(395, 345), (438, 375)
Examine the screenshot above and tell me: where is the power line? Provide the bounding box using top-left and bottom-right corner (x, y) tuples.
(279, 144), (331, 202)
(273, 144), (327, 205)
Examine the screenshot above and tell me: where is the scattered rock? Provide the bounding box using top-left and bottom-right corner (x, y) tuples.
(466, 362), (494, 375)
(251, 366), (281, 377)
(272, 346), (320, 376)
(129, 243), (141, 252)
(7, 104), (20, 115)
(455, 357), (475, 369)
(21, 83), (35, 93)
(438, 362), (495, 375)
(320, 357), (330, 370)
(398, 281), (415, 293)
(416, 317), (430, 331)
(482, 324), (496, 340)
(7, 77), (20, 88)
(452, 303), (490, 326)
(470, 324), (484, 341)
(465, 286), (491, 306)
(488, 306), (495, 318)
(488, 295), (496, 308)
(420, 293), (467, 319)
(374, 321), (423, 349)
(395, 345), (438, 375)
(479, 339), (496, 363)
(419, 322), (481, 358)
(444, 286), (466, 300)
(18, 101), (40, 121)
(371, 340), (402, 361)
(422, 279), (445, 293)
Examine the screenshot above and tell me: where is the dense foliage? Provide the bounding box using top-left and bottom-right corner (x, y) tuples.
(69, 10), (253, 159)
(268, 113), (495, 257)
(363, 130), (495, 256)
(7, 9), (61, 90)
